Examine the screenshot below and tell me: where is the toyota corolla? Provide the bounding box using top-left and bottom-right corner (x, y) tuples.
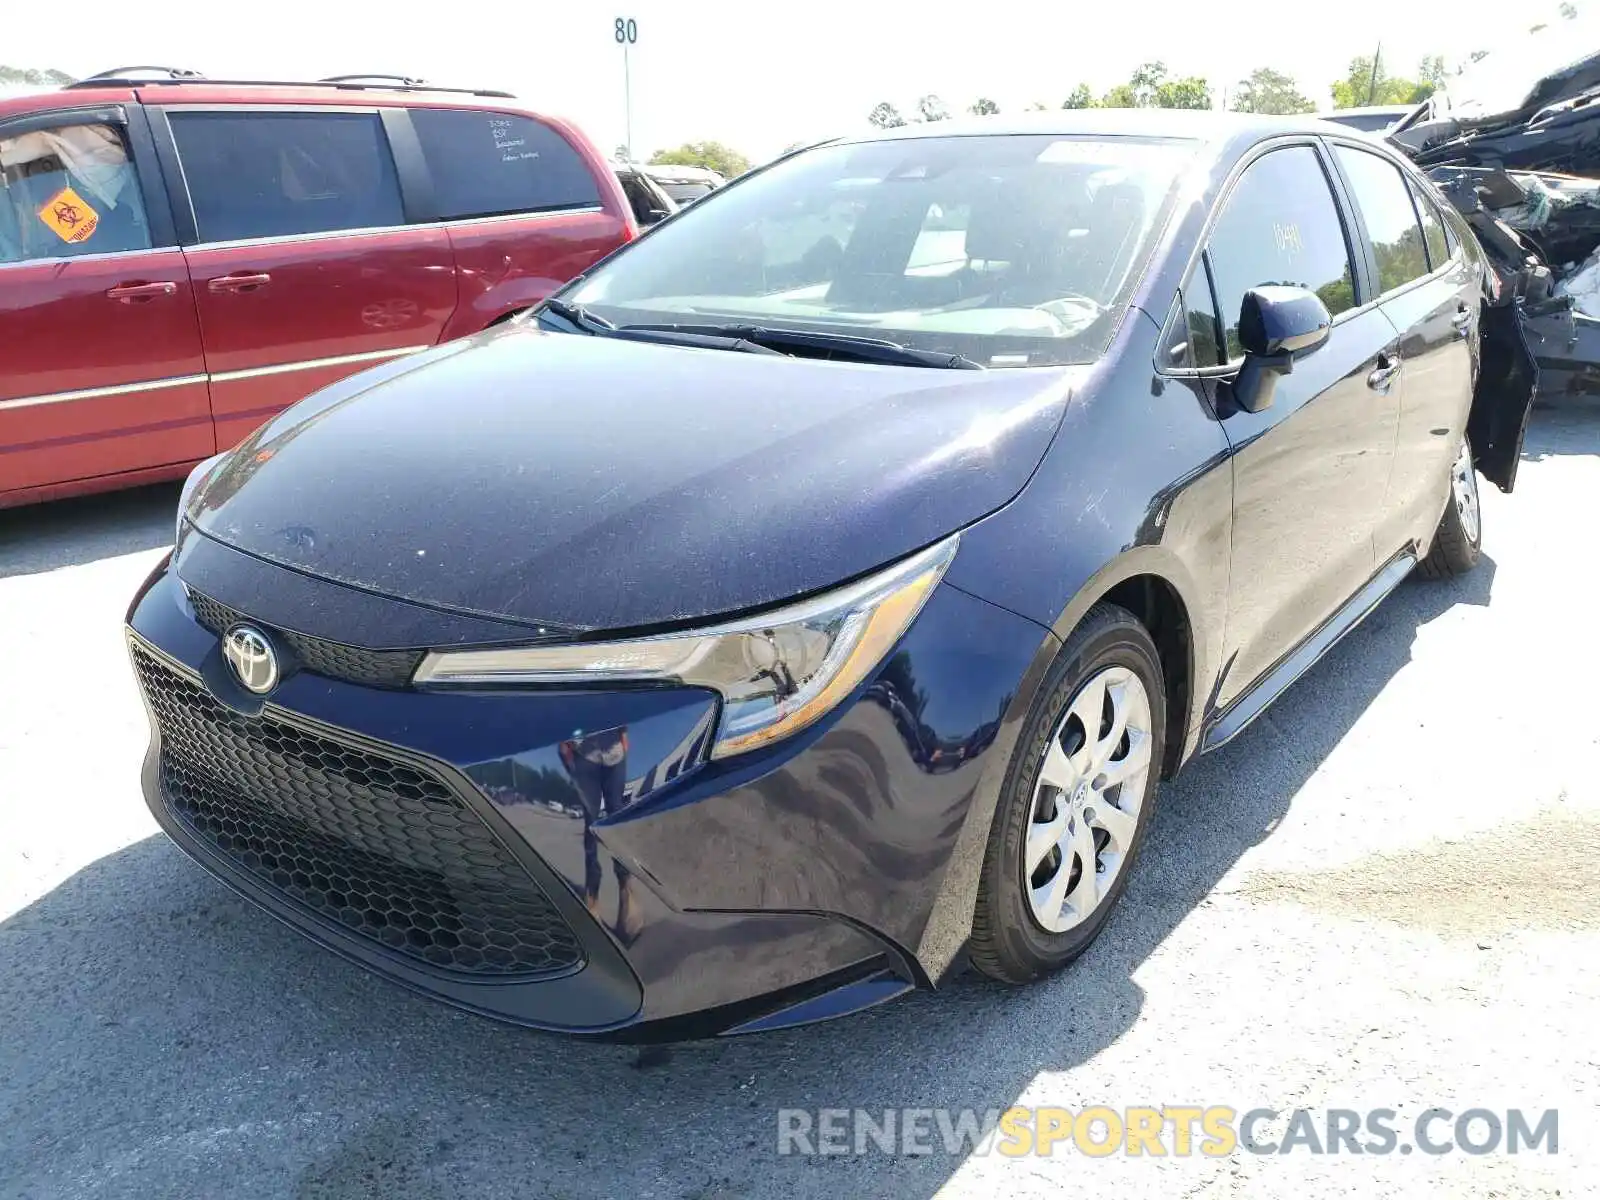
(127, 111), (1535, 1039)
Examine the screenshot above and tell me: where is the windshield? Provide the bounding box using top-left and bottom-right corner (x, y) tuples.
(562, 134), (1198, 367)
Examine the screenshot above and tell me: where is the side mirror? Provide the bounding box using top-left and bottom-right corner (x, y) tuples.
(1233, 285), (1332, 413)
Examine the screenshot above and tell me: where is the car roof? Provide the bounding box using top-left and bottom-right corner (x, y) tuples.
(837, 108), (1362, 150)
(0, 79), (537, 120)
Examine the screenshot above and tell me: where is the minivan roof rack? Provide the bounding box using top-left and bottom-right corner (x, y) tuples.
(64, 68), (515, 100)
(318, 74), (428, 87)
(73, 65), (207, 84)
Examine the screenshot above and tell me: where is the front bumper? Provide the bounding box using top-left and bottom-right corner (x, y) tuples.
(126, 534), (1050, 1037)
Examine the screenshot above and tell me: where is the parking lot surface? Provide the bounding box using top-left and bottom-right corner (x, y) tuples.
(3, 411), (1598, 1199)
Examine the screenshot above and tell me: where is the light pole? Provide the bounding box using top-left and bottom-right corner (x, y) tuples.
(615, 16), (638, 159)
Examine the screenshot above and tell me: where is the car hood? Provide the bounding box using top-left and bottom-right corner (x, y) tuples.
(188, 324), (1077, 634)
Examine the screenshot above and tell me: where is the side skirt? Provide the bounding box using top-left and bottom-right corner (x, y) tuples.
(1201, 550), (1417, 753)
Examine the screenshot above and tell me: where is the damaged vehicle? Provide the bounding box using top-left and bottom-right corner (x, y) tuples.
(1390, 23), (1600, 400)
(129, 111), (1536, 1038)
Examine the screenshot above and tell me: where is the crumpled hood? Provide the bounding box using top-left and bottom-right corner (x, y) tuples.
(189, 324), (1076, 633)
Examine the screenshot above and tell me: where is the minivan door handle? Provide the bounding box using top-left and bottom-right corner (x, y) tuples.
(106, 281), (178, 303)
(208, 272), (272, 294)
(1452, 304), (1473, 337)
(1367, 354), (1402, 393)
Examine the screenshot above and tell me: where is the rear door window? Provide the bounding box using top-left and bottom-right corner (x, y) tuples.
(1407, 180), (1451, 270)
(409, 109), (601, 219)
(1333, 145), (1431, 294)
(0, 121), (152, 262)
(169, 110), (405, 242)
(1205, 145), (1356, 361)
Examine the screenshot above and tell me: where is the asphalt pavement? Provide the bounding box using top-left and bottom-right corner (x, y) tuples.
(3, 410), (1598, 1199)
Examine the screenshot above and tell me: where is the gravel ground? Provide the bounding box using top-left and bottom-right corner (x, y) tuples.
(3, 411), (1598, 1199)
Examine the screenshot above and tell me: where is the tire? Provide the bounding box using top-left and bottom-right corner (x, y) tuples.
(1417, 436), (1483, 580)
(970, 603), (1166, 984)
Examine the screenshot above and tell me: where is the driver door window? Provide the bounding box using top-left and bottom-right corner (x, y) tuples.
(1205, 146), (1356, 358)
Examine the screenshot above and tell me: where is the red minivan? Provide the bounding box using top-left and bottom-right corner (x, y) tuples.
(0, 69), (635, 508)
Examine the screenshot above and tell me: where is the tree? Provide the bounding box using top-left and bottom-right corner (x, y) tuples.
(916, 94), (950, 122)
(1157, 75), (1213, 109)
(1411, 54), (1447, 102)
(1561, 1), (1579, 17)
(1230, 67), (1314, 115)
(1328, 52), (1445, 108)
(1062, 84), (1096, 109)
(1026, 100), (1051, 111)
(1100, 62), (1212, 110)
(649, 141), (751, 179)
(867, 101), (907, 129)
(968, 97), (1000, 116)
(613, 144), (631, 163)
(0, 65), (74, 87)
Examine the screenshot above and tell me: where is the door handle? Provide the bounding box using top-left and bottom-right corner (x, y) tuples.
(1452, 305), (1473, 337)
(208, 272), (272, 294)
(1367, 356), (1402, 392)
(106, 281), (178, 303)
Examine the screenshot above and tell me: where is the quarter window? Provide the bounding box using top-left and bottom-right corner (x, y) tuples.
(1334, 145), (1431, 294)
(170, 111), (405, 242)
(0, 121), (152, 263)
(1205, 146), (1356, 361)
(410, 109), (601, 219)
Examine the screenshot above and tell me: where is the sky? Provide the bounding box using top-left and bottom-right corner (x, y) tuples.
(5, 0), (1585, 163)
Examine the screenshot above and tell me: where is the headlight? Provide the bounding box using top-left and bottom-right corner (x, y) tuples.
(414, 535), (958, 759)
(175, 451), (231, 545)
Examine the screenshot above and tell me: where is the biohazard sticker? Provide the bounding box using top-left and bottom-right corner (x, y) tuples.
(37, 186), (100, 245)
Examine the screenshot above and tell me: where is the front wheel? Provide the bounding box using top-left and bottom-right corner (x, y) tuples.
(1418, 436), (1483, 580)
(969, 604), (1165, 984)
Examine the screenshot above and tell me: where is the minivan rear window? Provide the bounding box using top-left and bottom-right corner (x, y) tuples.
(409, 109), (602, 220)
(170, 110), (405, 243)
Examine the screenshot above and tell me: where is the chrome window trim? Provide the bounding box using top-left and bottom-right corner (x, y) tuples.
(208, 344), (432, 383)
(0, 373), (207, 412)
(438, 205), (604, 229)
(181, 204), (607, 252)
(0, 246), (172, 270)
(186, 223), (422, 252)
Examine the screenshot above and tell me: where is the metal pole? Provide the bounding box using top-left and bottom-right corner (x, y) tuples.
(624, 42), (633, 160)
(1367, 42), (1382, 106)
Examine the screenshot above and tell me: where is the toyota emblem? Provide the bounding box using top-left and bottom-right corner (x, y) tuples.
(223, 624), (279, 695)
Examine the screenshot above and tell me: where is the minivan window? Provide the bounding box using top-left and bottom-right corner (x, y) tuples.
(410, 109), (602, 219)
(564, 135), (1199, 367)
(0, 122), (151, 263)
(1334, 145), (1430, 294)
(170, 111), (405, 243)
(1205, 146), (1355, 360)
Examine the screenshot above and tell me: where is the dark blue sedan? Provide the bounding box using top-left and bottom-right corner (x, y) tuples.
(127, 111), (1536, 1039)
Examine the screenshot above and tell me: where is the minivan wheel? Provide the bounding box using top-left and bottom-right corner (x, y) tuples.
(970, 603), (1165, 984)
(1418, 436), (1482, 580)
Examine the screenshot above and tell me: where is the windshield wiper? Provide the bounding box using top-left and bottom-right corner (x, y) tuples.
(539, 297), (616, 334)
(538, 299), (785, 356)
(617, 322), (985, 369)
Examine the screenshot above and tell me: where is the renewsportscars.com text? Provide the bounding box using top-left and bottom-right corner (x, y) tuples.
(777, 1106), (1559, 1158)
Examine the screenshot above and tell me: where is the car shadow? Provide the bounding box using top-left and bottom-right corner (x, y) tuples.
(0, 559), (1495, 1199)
(0, 482), (179, 579)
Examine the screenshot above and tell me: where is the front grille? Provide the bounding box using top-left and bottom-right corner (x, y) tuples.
(132, 643), (584, 977)
(187, 589), (424, 690)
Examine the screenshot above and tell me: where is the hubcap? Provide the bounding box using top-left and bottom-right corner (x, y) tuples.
(1452, 438), (1480, 545)
(1023, 665), (1154, 934)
